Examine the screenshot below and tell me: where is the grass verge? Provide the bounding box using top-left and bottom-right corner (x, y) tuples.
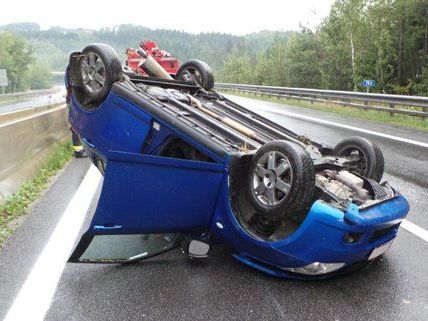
(222, 91), (428, 132)
(0, 142), (73, 247)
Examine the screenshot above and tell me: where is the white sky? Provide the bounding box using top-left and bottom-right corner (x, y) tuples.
(0, 0), (335, 34)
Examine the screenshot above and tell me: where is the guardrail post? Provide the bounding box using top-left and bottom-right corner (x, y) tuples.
(363, 100), (369, 111)
(389, 103), (395, 117)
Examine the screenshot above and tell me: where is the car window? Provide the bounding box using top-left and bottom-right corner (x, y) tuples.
(77, 233), (179, 263)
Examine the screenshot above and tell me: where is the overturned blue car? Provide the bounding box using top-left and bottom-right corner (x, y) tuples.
(66, 44), (409, 279)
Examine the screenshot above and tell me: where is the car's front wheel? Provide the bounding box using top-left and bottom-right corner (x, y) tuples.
(78, 43), (122, 104)
(247, 140), (315, 221)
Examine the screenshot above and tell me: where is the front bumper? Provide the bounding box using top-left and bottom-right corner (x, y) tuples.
(214, 193), (409, 279)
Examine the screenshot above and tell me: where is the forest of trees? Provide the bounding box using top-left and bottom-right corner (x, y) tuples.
(220, 0), (428, 95)
(0, 32), (52, 92)
(1, 0), (427, 95)
(0, 23), (290, 73)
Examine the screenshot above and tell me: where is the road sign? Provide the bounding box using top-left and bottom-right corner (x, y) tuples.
(362, 79), (376, 88)
(0, 69), (8, 87)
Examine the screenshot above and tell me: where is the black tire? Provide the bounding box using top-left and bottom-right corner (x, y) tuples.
(247, 140), (315, 219)
(175, 59), (214, 91)
(333, 136), (384, 182)
(78, 43), (122, 104)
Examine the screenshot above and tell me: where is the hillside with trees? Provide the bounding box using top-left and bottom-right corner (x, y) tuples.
(1, 0), (427, 95)
(219, 0), (428, 95)
(0, 23), (293, 72)
(0, 32), (52, 92)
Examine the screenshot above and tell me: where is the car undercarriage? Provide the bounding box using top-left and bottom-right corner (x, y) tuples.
(66, 43), (409, 278)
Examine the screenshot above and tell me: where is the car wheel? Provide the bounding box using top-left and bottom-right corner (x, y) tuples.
(175, 59), (214, 91)
(78, 44), (122, 104)
(247, 140), (315, 220)
(333, 136), (384, 182)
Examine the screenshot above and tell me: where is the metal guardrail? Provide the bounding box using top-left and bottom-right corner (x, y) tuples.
(215, 83), (428, 119)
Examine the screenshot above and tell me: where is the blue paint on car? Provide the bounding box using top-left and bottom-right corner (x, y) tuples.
(66, 68), (410, 279)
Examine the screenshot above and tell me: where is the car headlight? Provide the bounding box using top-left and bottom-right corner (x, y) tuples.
(282, 262), (346, 275)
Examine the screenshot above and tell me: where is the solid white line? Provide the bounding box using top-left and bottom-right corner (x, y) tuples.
(266, 107), (428, 148)
(3, 165), (101, 321)
(239, 99), (428, 149)
(401, 219), (428, 243)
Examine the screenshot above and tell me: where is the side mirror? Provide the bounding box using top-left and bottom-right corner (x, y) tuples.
(186, 240), (210, 258)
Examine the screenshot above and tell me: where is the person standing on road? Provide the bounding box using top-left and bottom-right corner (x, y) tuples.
(71, 129), (87, 158)
(65, 65), (87, 158)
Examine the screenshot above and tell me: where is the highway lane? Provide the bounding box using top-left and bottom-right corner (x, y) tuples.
(0, 89), (65, 115)
(1, 96), (427, 321)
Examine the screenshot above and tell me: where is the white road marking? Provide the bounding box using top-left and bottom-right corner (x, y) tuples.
(1, 98), (427, 321)
(237, 99), (428, 149)
(401, 219), (428, 243)
(268, 108), (428, 148)
(3, 165), (101, 321)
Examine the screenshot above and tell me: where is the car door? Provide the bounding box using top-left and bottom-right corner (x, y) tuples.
(69, 150), (225, 263)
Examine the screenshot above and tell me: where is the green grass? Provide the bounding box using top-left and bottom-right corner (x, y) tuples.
(0, 142), (73, 247)
(222, 91), (428, 132)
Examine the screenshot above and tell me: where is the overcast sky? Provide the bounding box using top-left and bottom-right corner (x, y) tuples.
(0, 0), (335, 34)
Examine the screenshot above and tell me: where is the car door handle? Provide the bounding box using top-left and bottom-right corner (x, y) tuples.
(82, 137), (95, 148)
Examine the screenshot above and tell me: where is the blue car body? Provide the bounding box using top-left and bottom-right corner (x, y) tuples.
(67, 73), (409, 279)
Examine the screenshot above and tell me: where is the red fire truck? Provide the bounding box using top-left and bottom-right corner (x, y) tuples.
(126, 40), (180, 76)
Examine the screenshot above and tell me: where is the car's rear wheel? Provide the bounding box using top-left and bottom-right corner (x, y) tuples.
(175, 59), (214, 91)
(247, 140), (315, 220)
(78, 44), (122, 104)
(333, 136), (384, 182)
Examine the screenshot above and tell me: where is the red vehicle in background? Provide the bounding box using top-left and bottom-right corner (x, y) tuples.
(126, 40), (180, 75)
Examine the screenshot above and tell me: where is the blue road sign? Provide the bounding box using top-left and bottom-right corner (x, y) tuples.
(363, 79), (376, 88)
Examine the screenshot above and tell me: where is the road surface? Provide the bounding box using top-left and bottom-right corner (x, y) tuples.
(0, 94), (427, 321)
(0, 89), (65, 115)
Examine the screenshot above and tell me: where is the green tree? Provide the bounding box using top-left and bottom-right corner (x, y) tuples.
(219, 52), (256, 84)
(0, 31), (33, 92)
(257, 38), (288, 86)
(283, 30), (322, 88)
(25, 63), (53, 90)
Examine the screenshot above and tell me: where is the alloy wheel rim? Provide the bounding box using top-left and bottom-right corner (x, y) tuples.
(81, 52), (106, 94)
(252, 151), (293, 206)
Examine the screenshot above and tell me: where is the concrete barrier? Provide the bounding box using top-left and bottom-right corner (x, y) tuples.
(0, 105), (69, 202)
(0, 103), (64, 124)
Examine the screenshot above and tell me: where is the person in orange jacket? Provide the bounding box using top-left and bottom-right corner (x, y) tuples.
(66, 65), (87, 158)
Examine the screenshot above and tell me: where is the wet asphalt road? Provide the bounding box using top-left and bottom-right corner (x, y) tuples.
(0, 95), (427, 321)
(0, 90), (65, 115)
